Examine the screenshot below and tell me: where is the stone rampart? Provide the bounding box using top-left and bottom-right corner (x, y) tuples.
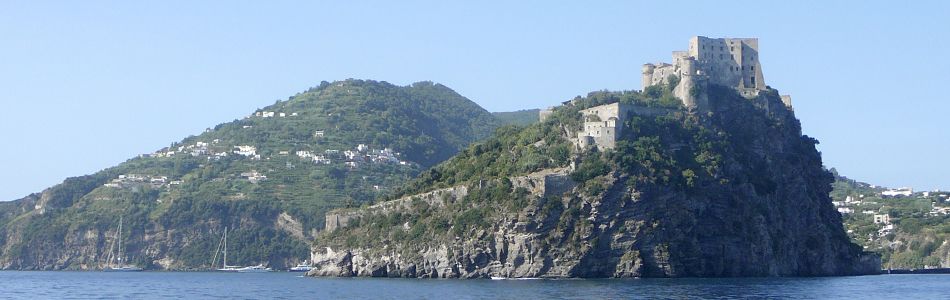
(324, 170), (574, 233)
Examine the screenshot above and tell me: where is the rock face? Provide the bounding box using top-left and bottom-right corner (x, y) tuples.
(309, 87), (881, 278)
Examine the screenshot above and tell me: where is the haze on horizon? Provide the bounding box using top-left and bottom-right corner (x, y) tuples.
(1, 1), (948, 201)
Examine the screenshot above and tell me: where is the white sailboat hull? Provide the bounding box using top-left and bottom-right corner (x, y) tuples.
(104, 266), (143, 272)
(237, 265), (272, 273)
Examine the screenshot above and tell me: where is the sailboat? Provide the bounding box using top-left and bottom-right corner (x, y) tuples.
(212, 227), (240, 272)
(104, 216), (143, 272)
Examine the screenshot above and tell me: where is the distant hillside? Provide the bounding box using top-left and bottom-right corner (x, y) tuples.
(832, 173), (950, 270)
(0, 79), (502, 271)
(492, 109), (540, 126)
(310, 85), (879, 278)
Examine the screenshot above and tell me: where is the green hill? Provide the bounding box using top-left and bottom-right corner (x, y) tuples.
(0, 79), (501, 270)
(492, 109), (540, 126)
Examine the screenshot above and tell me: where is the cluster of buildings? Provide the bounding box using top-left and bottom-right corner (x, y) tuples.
(251, 111), (298, 118)
(834, 196), (870, 214)
(141, 139), (233, 161)
(240, 171), (267, 183)
(300, 144), (409, 169)
(103, 174), (181, 189)
(882, 187), (914, 197)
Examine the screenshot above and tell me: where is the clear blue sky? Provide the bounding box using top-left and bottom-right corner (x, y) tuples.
(1, 1), (948, 201)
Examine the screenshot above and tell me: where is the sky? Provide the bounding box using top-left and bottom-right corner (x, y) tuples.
(1, 1), (948, 201)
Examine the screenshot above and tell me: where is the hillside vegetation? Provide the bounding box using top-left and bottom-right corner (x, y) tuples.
(0, 79), (501, 270)
(492, 109), (540, 126)
(832, 173), (950, 269)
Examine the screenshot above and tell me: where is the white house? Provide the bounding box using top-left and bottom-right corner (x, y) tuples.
(874, 214), (890, 224)
(883, 187), (914, 197)
(234, 145), (257, 157)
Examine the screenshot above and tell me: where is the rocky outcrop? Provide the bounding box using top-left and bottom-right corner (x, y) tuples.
(309, 88), (881, 278)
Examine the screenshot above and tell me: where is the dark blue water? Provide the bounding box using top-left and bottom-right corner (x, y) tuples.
(1, 271), (947, 299)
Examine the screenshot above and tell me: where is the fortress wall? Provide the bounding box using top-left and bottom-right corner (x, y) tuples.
(325, 186), (467, 232)
(580, 102), (630, 125)
(781, 95), (792, 108)
(627, 106), (681, 117)
(538, 109), (553, 122)
(648, 64), (677, 86)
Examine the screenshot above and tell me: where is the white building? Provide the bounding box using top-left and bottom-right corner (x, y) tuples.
(234, 145), (257, 157)
(883, 187), (914, 197)
(874, 214), (890, 224)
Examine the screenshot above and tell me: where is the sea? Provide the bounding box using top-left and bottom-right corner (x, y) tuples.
(1, 271), (948, 299)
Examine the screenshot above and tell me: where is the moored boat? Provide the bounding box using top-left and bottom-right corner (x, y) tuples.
(104, 216), (143, 272)
(213, 227), (241, 272)
(237, 264), (272, 273)
(289, 262), (312, 272)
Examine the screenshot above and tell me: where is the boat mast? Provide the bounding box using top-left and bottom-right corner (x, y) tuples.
(117, 216), (123, 268)
(223, 227), (227, 268)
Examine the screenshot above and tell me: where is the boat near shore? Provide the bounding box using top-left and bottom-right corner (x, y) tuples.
(237, 264), (272, 273)
(103, 216), (143, 272)
(289, 262), (312, 272)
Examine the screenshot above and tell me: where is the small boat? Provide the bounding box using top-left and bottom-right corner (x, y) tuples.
(289, 262), (313, 272)
(237, 264), (273, 273)
(104, 266), (144, 272)
(490, 276), (506, 280)
(104, 216), (143, 272)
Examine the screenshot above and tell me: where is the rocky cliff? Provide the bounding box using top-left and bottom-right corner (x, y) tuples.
(307, 86), (881, 278)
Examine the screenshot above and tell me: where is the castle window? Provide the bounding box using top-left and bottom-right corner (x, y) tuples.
(703, 45), (705, 49)
(720, 47), (723, 51)
(751, 66), (754, 71)
(751, 77), (755, 85)
(731, 54), (734, 59)
(720, 54), (722, 59)
(731, 46), (734, 51)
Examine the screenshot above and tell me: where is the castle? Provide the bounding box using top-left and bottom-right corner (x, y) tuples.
(562, 37), (791, 151)
(642, 36), (769, 108)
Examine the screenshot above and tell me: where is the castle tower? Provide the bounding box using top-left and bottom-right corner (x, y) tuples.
(642, 36), (767, 108)
(641, 64), (656, 90)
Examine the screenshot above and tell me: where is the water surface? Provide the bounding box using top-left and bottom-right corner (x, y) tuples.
(1, 271), (947, 299)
